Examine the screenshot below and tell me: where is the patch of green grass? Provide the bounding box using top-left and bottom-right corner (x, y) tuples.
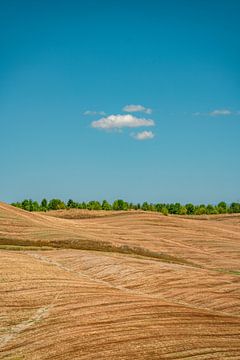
(0, 238), (197, 267)
(0, 244), (54, 251)
(229, 270), (240, 275)
(216, 268), (240, 276)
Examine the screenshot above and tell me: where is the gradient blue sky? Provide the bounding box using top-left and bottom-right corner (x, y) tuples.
(1, 0), (240, 204)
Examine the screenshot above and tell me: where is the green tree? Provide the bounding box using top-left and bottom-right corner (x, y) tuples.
(179, 206), (187, 215)
(175, 203), (182, 214)
(206, 204), (218, 214)
(155, 203), (164, 212)
(11, 202), (22, 209)
(41, 198), (48, 210)
(217, 201), (227, 214)
(112, 199), (128, 211)
(40, 199), (48, 211)
(229, 202), (240, 213)
(48, 199), (66, 210)
(186, 203), (195, 215)
(195, 205), (207, 215)
(102, 200), (112, 210)
(67, 199), (78, 208)
(32, 201), (40, 211)
(161, 207), (169, 216)
(67, 199), (74, 208)
(81, 202), (87, 209)
(141, 202), (150, 211)
(168, 203), (181, 214)
(87, 201), (102, 210)
(21, 199), (31, 211)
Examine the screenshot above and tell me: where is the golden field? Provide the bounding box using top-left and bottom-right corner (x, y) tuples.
(0, 202), (240, 359)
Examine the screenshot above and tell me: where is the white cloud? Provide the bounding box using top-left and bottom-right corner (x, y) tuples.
(209, 109), (232, 116)
(91, 114), (155, 130)
(192, 109), (234, 117)
(123, 104), (152, 114)
(132, 131), (155, 140)
(84, 110), (106, 116)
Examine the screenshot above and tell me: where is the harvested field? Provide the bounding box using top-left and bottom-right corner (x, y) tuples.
(0, 202), (240, 359)
(41, 208), (138, 219)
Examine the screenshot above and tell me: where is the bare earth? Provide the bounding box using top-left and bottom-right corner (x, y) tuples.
(0, 203), (240, 359)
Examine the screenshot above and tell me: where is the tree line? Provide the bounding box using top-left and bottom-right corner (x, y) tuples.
(11, 198), (240, 215)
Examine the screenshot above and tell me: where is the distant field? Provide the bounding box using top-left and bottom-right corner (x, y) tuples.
(40, 207), (240, 222)
(0, 202), (240, 359)
(40, 208), (139, 219)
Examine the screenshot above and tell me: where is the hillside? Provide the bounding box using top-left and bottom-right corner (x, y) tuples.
(0, 202), (240, 359)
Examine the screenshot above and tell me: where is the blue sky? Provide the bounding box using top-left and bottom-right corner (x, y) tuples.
(0, 0), (240, 204)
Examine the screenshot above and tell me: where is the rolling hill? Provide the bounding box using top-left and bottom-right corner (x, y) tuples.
(0, 202), (240, 359)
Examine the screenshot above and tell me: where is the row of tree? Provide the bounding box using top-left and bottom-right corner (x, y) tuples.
(11, 198), (240, 215)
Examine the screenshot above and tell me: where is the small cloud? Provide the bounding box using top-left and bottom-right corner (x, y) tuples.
(91, 114), (155, 130)
(123, 104), (152, 114)
(84, 110), (106, 116)
(132, 131), (155, 140)
(209, 109), (232, 116)
(192, 109), (234, 117)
